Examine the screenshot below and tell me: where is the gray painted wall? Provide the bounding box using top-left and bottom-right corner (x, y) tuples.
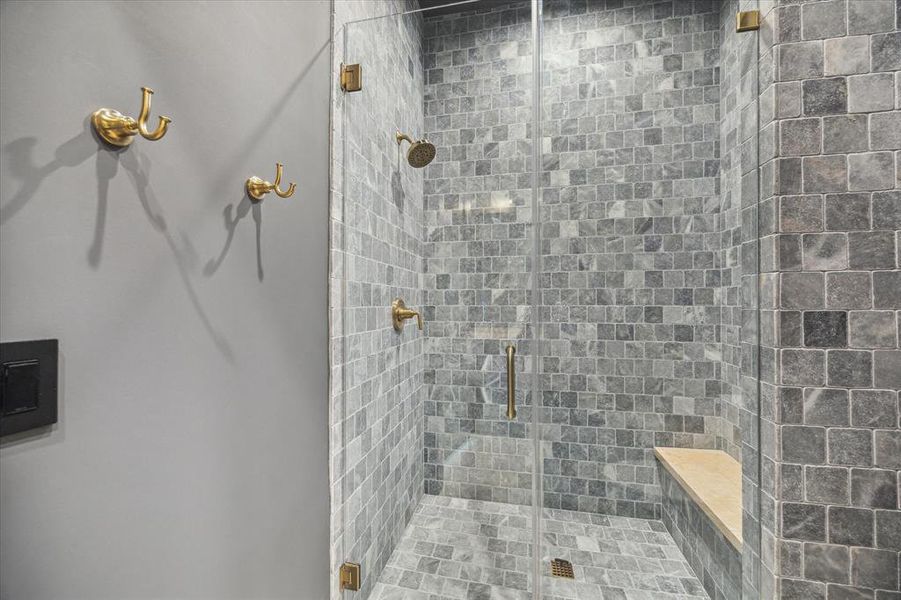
(0, 2), (330, 598)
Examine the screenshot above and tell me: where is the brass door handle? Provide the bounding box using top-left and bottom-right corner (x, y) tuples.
(506, 344), (516, 420)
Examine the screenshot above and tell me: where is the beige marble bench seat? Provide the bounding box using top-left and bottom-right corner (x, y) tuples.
(654, 447), (742, 550)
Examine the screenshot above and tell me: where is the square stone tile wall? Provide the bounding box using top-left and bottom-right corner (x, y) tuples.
(421, 0), (757, 522)
(330, 2), (427, 599)
(759, 1), (901, 598)
(536, 0), (726, 520)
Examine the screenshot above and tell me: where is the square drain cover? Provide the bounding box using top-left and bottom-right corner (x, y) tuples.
(550, 558), (574, 579)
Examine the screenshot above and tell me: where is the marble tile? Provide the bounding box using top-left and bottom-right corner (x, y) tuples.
(371, 495), (708, 600)
(421, 0), (749, 525)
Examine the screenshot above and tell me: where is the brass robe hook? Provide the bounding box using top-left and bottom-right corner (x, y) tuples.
(91, 87), (172, 147)
(245, 163), (297, 201)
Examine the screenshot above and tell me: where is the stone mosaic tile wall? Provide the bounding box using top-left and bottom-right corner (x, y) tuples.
(758, 1), (901, 597)
(658, 462), (743, 600)
(537, 0), (727, 520)
(330, 3), (426, 598)
(537, 0), (730, 520)
(421, 0), (753, 521)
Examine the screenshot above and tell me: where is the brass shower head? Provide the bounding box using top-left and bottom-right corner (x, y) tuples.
(395, 131), (436, 168)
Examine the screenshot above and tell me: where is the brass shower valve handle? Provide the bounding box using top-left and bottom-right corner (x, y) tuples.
(392, 298), (423, 332)
(91, 87), (172, 147)
(245, 163), (297, 201)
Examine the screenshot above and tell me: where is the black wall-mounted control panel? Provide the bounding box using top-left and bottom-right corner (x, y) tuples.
(0, 339), (58, 436)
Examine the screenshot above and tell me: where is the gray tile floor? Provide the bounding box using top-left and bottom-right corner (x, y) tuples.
(371, 495), (708, 600)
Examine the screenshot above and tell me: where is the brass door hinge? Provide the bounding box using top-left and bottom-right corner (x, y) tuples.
(340, 63), (362, 92)
(339, 562), (361, 591)
(736, 10), (760, 32)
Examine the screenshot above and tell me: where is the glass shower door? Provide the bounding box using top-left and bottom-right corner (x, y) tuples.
(418, 3), (541, 599)
(335, 3), (540, 599)
(537, 0), (762, 598)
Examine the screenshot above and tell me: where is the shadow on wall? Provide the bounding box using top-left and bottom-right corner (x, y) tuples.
(0, 120), (96, 226)
(0, 117), (235, 362)
(89, 135), (166, 267)
(204, 196), (263, 281)
(0, 38), (330, 363)
(391, 170), (405, 212)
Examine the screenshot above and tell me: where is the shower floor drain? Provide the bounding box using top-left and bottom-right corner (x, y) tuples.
(550, 558), (574, 579)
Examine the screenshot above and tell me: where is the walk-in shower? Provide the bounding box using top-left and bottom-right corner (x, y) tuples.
(332, 1), (765, 598)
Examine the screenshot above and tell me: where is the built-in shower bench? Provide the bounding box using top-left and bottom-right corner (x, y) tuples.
(655, 447), (743, 600)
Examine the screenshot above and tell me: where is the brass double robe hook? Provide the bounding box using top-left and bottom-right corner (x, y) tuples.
(92, 87), (171, 147)
(245, 163), (297, 201)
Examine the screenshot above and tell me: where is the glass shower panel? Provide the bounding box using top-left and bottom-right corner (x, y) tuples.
(419, 1), (539, 596)
(336, 3), (540, 598)
(335, 11), (432, 599)
(538, 0), (762, 598)
(334, 1), (765, 598)
(539, 0), (727, 521)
